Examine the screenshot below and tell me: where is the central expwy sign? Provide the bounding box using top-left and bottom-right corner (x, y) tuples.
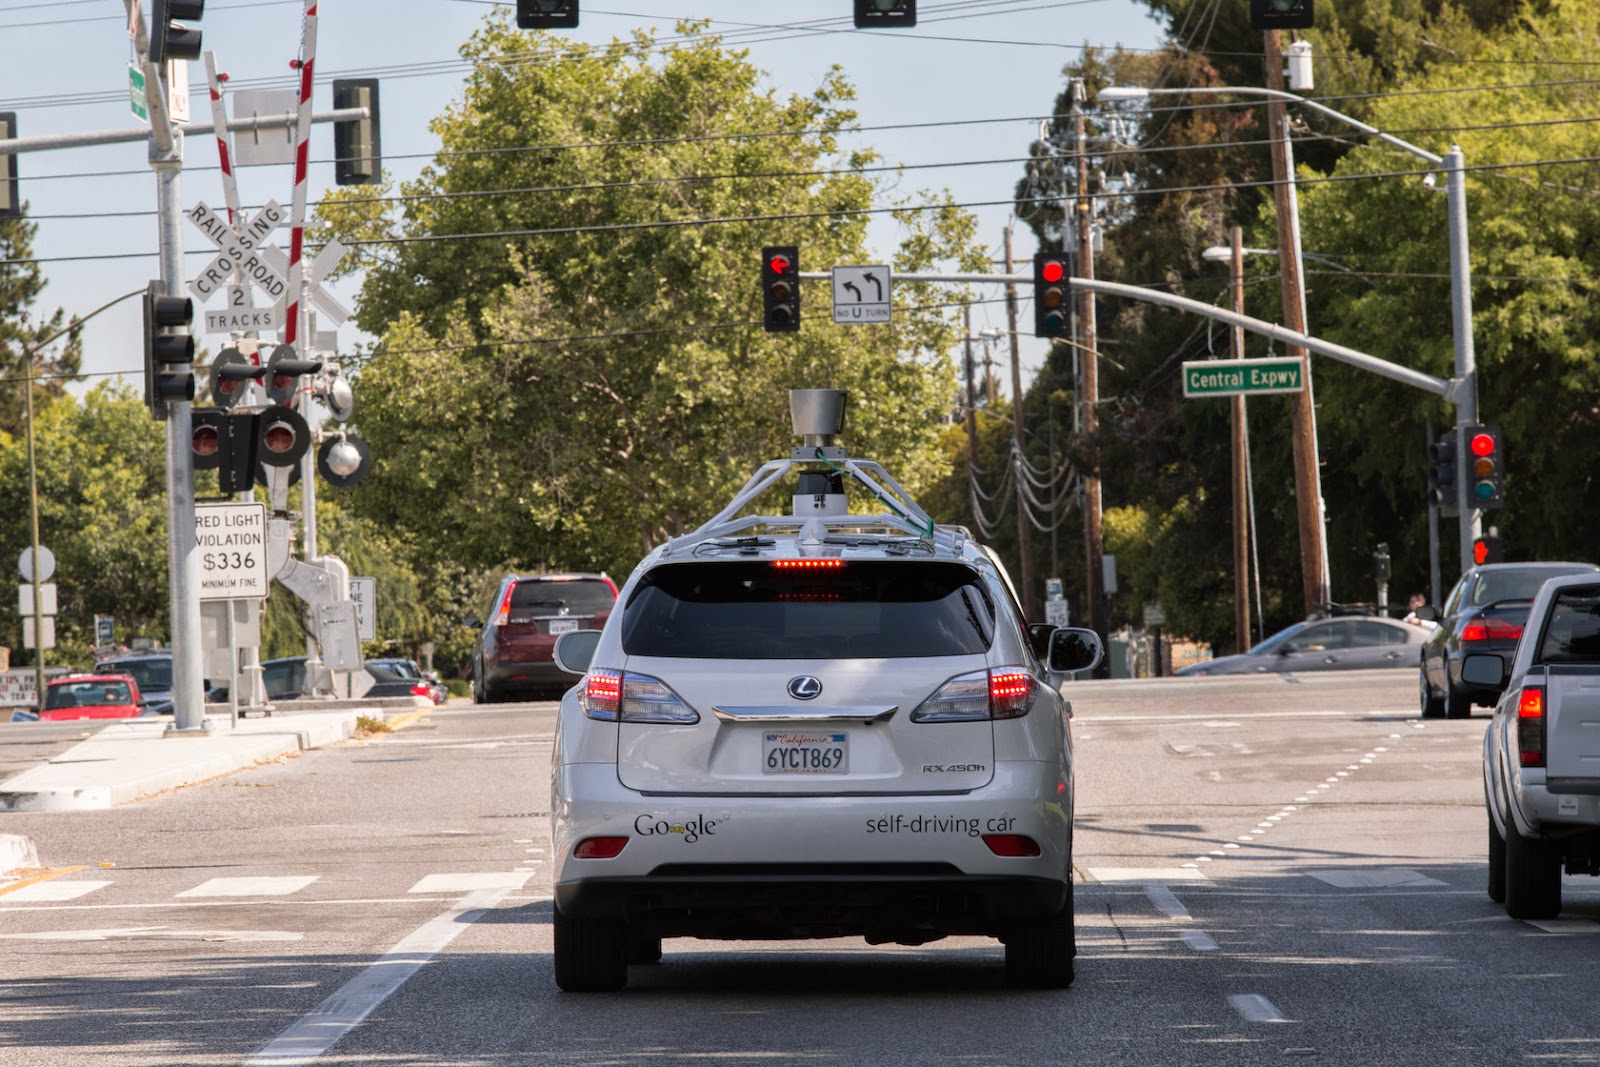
(1181, 357), (1306, 397)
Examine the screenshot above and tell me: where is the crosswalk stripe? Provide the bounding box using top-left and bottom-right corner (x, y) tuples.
(407, 872), (533, 894)
(177, 876), (320, 898)
(0, 879), (112, 902)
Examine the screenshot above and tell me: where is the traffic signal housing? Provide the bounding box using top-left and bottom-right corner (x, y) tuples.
(0, 112), (19, 221)
(144, 281), (195, 419)
(1466, 424), (1504, 509)
(149, 0), (204, 67)
(1033, 253), (1070, 338)
(762, 246), (800, 334)
(190, 409), (259, 495)
(1250, 0), (1313, 30)
(1427, 429), (1457, 510)
(333, 79), (381, 186)
(855, 0), (916, 27)
(265, 344), (324, 406)
(1473, 534), (1505, 566)
(517, 0), (578, 28)
(208, 345), (267, 411)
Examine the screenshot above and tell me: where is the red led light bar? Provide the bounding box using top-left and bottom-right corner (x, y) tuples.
(772, 559), (845, 570)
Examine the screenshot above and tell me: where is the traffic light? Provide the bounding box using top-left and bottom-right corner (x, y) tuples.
(1033, 253), (1070, 338)
(1466, 424), (1504, 509)
(1473, 534), (1505, 566)
(265, 344), (324, 406)
(1427, 429), (1457, 508)
(208, 345), (267, 411)
(143, 281), (195, 419)
(1250, 0), (1313, 30)
(333, 79), (381, 186)
(854, 0), (916, 27)
(516, 0), (578, 28)
(0, 112), (19, 221)
(762, 245), (800, 334)
(149, 0), (204, 67)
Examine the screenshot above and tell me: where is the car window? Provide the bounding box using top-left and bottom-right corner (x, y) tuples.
(45, 681), (131, 708)
(1442, 576), (1469, 616)
(1248, 622), (1306, 655)
(511, 578), (614, 615)
(1535, 585), (1600, 664)
(1286, 622), (1349, 652)
(1474, 567), (1593, 608)
(96, 659), (171, 693)
(1352, 620), (1408, 647)
(621, 560), (995, 660)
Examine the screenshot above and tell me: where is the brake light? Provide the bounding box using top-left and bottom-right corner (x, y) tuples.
(1461, 617), (1522, 643)
(912, 667), (1036, 723)
(983, 834), (1041, 857)
(408, 683), (430, 698)
(493, 582), (516, 626)
(773, 559), (844, 570)
(574, 836), (629, 859)
(1517, 686), (1545, 767)
(580, 668), (698, 724)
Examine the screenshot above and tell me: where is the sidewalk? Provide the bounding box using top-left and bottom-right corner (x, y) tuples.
(0, 701), (431, 816)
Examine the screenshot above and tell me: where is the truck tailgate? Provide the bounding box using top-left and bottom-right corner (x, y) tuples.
(1545, 665), (1600, 779)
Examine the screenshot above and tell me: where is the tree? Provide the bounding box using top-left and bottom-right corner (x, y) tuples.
(317, 18), (984, 583)
(0, 214), (81, 438)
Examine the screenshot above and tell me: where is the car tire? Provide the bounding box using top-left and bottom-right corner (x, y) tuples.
(1487, 816), (1506, 904)
(552, 906), (628, 992)
(1504, 825), (1562, 921)
(1419, 670), (1444, 719)
(625, 933), (663, 965)
(1444, 684), (1473, 720)
(1004, 891), (1076, 989)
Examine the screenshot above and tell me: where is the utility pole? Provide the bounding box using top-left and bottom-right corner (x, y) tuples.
(1003, 225), (1037, 619)
(1264, 30), (1330, 616)
(1071, 78), (1107, 652)
(1228, 226), (1252, 652)
(962, 304), (982, 539)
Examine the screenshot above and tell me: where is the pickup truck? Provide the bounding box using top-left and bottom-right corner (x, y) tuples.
(1471, 571), (1600, 920)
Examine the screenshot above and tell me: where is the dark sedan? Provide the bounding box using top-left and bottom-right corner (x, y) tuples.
(1175, 615), (1427, 677)
(1418, 560), (1599, 719)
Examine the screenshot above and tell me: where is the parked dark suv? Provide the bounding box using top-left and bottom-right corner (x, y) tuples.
(470, 573), (618, 703)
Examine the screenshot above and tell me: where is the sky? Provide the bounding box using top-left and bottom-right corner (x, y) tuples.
(3, 0), (1169, 400)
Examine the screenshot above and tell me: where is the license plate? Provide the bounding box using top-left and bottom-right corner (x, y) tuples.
(763, 731), (848, 775)
(548, 618), (579, 636)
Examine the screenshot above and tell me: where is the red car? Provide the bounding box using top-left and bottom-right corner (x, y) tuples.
(40, 674), (147, 721)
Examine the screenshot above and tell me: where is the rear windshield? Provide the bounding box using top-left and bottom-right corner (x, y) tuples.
(1536, 585), (1600, 664)
(510, 578), (614, 615)
(621, 560), (995, 660)
(97, 659), (171, 693)
(1473, 566), (1595, 607)
(46, 680), (133, 708)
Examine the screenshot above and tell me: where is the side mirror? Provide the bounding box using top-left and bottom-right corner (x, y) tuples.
(1460, 653), (1506, 691)
(463, 615), (483, 629)
(1047, 627), (1104, 674)
(1413, 605), (1439, 622)
(553, 630), (603, 676)
(1026, 623), (1057, 660)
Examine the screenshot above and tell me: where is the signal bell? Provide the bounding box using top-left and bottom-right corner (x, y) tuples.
(318, 433), (372, 488)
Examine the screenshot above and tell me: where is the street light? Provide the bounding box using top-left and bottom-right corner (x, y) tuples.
(1103, 83), (1481, 575)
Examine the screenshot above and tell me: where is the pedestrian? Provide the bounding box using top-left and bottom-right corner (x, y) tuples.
(1403, 592), (1438, 631)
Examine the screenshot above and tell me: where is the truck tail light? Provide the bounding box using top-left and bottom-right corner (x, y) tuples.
(1517, 686), (1545, 767)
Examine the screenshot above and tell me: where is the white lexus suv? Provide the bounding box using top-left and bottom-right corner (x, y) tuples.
(548, 390), (1103, 991)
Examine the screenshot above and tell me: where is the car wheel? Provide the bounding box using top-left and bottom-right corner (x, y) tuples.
(552, 906), (628, 992)
(1504, 825), (1562, 921)
(1419, 670), (1444, 719)
(1445, 685), (1473, 719)
(1487, 816), (1506, 904)
(471, 663), (485, 704)
(1004, 891), (1076, 989)
(625, 933), (663, 965)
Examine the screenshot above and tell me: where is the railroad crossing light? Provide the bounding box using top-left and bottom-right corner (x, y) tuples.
(318, 433), (372, 488)
(1033, 253), (1070, 338)
(265, 344), (324, 406)
(1467, 424), (1505, 509)
(257, 405), (312, 468)
(1250, 0), (1313, 30)
(143, 280), (195, 419)
(762, 245), (800, 334)
(854, 0), (916, 27)
(208, 345), (267, 411)
(0, 112), (19, 221)
(317, 370), (355, 421)
(1473, 534), (1505, 566)
(191, 409), (224, 473)
(191, 409), (262, 494)
(149, 0), (204, 66)
(332, 79), (381, 186)
(1426, 429), (1457, 507)
(516, 0), (578, 28)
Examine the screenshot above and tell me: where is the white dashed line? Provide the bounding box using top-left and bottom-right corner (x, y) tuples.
(1229, 993), (1288, 1022)
(1180, 929), (1218, 951)
(1144, 885), (1192, 920)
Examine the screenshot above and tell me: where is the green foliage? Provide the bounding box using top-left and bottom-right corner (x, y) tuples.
(0, 214), (82, 443)
(316, 18), (978, 586)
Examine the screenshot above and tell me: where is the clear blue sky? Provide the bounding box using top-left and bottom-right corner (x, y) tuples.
(3, 0), (1167, 396)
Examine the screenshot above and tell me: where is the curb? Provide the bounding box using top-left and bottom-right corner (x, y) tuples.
(1, 833), (40, 879)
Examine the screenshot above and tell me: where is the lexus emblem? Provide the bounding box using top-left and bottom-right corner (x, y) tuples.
(787, 675), (823, 700)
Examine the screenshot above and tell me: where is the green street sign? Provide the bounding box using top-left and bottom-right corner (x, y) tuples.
(1182, 357), (1306, 398)
(129, 65), (149, 122)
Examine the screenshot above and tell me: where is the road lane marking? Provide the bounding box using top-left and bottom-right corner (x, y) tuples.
(1179, 930), (1218, 951)
(1144, 885), (1192, 919)
(1303, 869), (1448, 888)
(407, 871), (533, 894)
(1229, 993), (1288, 1022)
(0, 926), (301, 942)
(1087, 868), (1211, 884)
(0, 865), (87, 898)
(1, 879), (111, 902)
(177, 876), (319, 898)
(244, 887), (509, 1066)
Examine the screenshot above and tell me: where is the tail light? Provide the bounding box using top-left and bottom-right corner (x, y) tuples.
(912, 667), (1037, 722)
(1460, 616), (1523, 643)
(983, 834), (1041, 857)
(1517, 686), (1545, 767)
(408, 683), (430, 698)
(574, 836), (629, 859)
(492, 582), (516, 627)
(580, 668), (698, 724)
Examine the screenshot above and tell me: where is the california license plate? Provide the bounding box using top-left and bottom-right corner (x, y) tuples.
(763, 731), (848, 774)
(548, 618), (579, 636)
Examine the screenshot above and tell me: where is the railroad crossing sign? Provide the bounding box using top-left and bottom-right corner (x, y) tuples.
(1182, 357), (1306, 398)
(831, 265), (891, 324)
(258, 240), (352, 328)
(187, 200), (289, 317)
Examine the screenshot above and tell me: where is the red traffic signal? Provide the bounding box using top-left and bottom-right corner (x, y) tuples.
(1466, 424), (1504, 509)
(1033, 253), (1070, 338)
(761, 245), (800, 334)
(257, 406), (312, 468)
(1473, 535), (1504, 566)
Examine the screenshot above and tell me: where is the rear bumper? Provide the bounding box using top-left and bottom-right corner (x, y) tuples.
(486, 660), (569, 690)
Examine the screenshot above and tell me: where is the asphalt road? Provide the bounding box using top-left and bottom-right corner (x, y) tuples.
(2, 672), (1596, 1067)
